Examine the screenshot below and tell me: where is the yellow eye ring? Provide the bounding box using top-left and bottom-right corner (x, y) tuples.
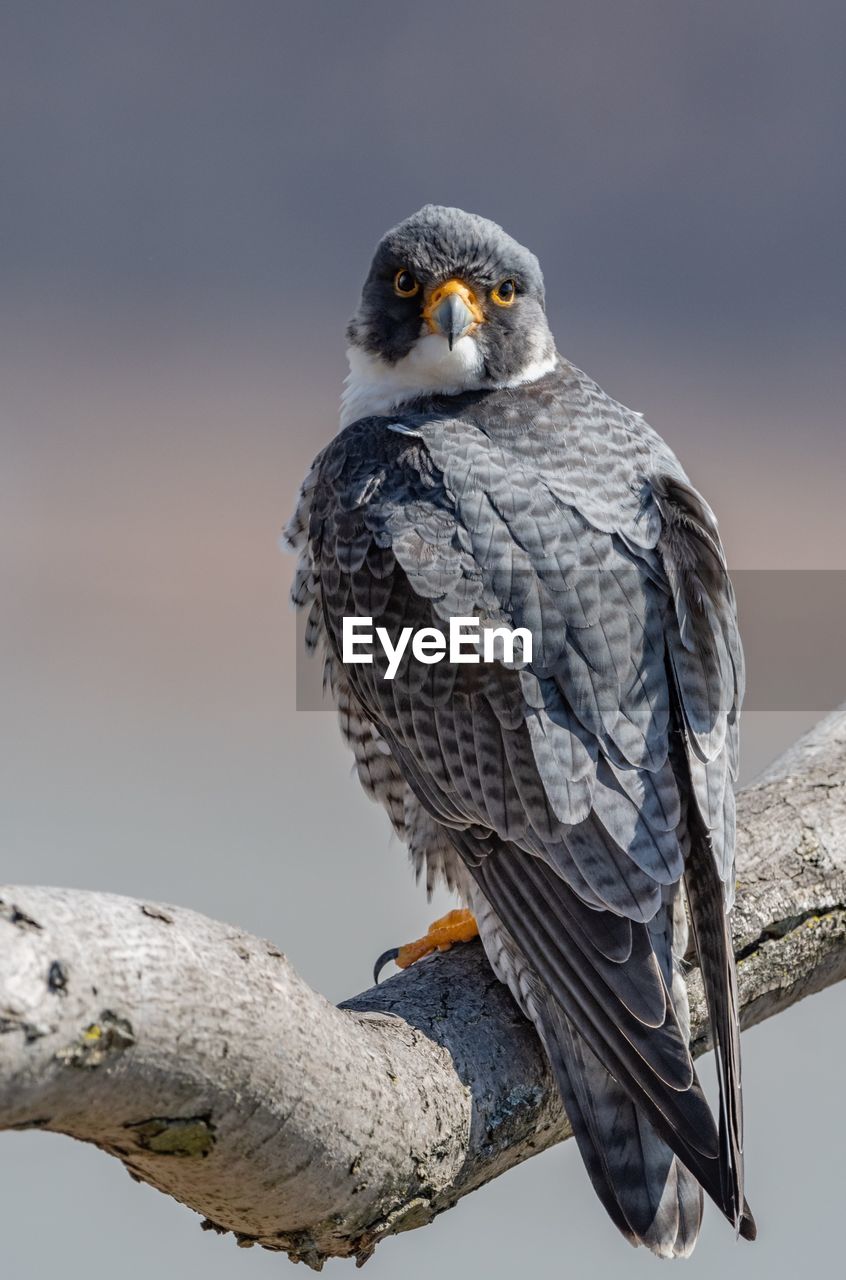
(394, 269), (420, 298)
(491, 278), (517, 307)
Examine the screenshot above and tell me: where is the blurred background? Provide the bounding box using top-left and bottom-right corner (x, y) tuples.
(1, 2), (844, 1276)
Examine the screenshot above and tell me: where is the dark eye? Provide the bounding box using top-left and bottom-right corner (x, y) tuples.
(393, 269), (420, 298)
(491, 278), (517, 307)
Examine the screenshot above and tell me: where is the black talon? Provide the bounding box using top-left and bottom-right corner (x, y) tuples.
(373, 947), (400, 985)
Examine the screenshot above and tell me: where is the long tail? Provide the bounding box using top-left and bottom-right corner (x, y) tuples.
(539, 997), (703, 1256)
(466, 848), (756, 1255)
(470, 879), (704, 1255)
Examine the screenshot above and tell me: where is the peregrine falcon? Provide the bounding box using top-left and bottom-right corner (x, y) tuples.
(286, 205), (755, 1256)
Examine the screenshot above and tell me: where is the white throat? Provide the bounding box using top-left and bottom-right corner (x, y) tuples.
(340, 335), (556, 428)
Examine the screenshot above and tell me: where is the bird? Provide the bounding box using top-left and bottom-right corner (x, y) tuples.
(286, 204), (755, 1256)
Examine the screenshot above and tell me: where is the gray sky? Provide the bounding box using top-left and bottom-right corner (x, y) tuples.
(1, 3), (845, 1277)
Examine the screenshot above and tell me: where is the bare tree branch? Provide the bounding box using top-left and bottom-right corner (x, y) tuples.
(2, 707), (846, 1269)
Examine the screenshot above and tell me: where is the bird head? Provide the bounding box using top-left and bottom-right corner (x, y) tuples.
(344, 206), (555, 417)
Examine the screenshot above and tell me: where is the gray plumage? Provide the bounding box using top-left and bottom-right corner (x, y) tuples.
(286, 206), (754, 1255)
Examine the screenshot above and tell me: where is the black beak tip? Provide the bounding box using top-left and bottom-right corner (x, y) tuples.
(432, 292), (474, 351)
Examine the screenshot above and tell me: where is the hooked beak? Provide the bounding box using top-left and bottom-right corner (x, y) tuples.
(422, 279), (484, 350)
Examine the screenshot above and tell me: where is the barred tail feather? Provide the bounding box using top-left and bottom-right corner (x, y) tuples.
(540, 999), (703, 1257)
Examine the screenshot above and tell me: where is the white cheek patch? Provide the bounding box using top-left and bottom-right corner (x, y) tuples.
(341, 335), (485, 427)
(390, 332), (485, 389)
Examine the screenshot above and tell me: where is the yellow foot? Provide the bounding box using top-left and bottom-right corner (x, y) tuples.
(373, 909), (479, 984)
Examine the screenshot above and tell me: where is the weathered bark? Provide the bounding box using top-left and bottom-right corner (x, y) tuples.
(1, 707), (845, 1269)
